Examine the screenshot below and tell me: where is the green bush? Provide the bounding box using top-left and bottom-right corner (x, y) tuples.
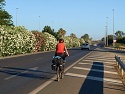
(115, 43), (125, 47)
(0, 25), (36, 57)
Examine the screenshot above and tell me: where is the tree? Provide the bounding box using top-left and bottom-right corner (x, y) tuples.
(81, 34), (89, 41)
(57, 28), (66, 38)
(70, 33), (77, 38)
(42, 25), (55, 35)
(0, 0), (5, 9)
(42, 25), (58, 40)
(0, 0), (13, 25)
(115, 30), (125, 38)
(0, 10), (13, 25)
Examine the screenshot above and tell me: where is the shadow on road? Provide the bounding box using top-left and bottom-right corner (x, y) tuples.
(79, 62), (104, 94)
(0, 66), (56, 79)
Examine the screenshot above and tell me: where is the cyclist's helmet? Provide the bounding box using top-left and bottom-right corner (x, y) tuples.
(59, 38), (64, 43)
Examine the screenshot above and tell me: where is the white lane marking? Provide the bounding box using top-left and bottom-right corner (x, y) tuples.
(65, 73), (122, 84)
(82, 59), (115, 63)
(73, 67), (117, 74)
(29, 76), (57, 94)
(83, 57), (115, 59)
(30, 67), (38, 70)
(5, 70), (28, 80)
(4, 67), (38, 80)
(87, 56), (115, 59)
(84, 56), (115, 58)
(82, 60), (115, 64)
(29, 51), (93, 94)
(0, 68), (3, 70)
(78, 62), (113, 68)
(35, 58), (42, 60)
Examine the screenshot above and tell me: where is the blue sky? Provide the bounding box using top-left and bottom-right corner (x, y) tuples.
(4, 0), (125, 40)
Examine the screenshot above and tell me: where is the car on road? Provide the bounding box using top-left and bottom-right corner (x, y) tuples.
(81, 43), (90, 50)
(93, 44), (97, 46)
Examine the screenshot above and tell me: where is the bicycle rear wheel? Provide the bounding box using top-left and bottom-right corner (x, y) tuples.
(60, 69), (64, 79)
(56, 66), (61, 81)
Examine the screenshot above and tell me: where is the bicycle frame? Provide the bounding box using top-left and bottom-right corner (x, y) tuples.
(52, 56), (64, 81)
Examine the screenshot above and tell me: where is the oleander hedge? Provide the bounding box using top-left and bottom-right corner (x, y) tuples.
(43, 32), (57, 51)
(32, 31), (46, 51)
(0, 25), (36, 57)
(0, 25), (85, 57)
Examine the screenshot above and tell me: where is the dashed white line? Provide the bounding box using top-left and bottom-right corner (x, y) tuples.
(35, 58), (42, 60)
(4, 70), (28, 80)
(4, 67), (38, 80)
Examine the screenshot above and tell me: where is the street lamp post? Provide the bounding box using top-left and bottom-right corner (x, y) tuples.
(113, 9), (114, 47)
(105, 26), (107, 46)
(39, 16), (40, 31)
(52, 20), (53, 29)
(16, 8), (18, 26)
(106, 17), (108, 46)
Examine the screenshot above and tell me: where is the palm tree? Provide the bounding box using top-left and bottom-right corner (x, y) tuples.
(58, 28), (66, 38)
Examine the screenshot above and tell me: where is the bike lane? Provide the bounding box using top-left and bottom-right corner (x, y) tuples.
(30, 48), (125, 94)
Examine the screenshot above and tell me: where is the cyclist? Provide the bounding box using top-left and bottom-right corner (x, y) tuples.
(55, 38), (69, 63)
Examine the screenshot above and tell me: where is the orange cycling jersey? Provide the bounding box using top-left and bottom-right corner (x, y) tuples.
(56, 43), (65, 54)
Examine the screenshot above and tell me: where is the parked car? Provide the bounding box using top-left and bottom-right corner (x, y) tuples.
(81, 43), (90, 50)
(93, 44), (97, 46)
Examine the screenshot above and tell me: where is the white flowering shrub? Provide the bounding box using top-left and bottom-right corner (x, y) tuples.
(0, 25), (36, 57)
(72, 38), (81, 47)
(63, 36), (72, 48)
(79, 38), (85, 45)
(43, 32), (57, 51)
(63, 36), (81, 48)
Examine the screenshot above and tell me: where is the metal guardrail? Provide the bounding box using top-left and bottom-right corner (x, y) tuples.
(115, 55), (125, 84)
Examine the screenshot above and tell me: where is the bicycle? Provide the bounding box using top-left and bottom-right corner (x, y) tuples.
(51, 56), (65, 81)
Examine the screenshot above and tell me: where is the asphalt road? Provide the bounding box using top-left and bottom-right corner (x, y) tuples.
(36, 47), (125, 94)
(0, 46), (97, 94)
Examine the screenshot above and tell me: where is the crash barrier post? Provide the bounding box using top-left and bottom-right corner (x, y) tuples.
(115, 55), (125, 85)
